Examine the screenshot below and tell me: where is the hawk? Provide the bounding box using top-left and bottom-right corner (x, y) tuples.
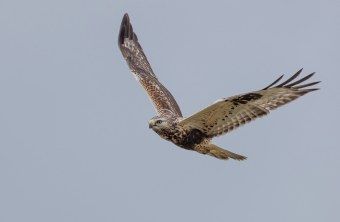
(118, 13), (320, 160)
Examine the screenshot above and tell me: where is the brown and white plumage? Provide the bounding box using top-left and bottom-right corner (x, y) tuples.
(118, 13), (320, 161)
(179, 69), (319, 137)
(119, 13), (182, 117)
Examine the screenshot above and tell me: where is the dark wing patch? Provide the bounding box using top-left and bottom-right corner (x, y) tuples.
(119, 13), (182, 117)
(230, 93), (263, 105)
(179, 69), (320, 137)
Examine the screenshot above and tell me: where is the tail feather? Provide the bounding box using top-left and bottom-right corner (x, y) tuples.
(194, 143), (247, 161)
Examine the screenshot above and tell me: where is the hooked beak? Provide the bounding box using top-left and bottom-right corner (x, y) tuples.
(148, 120), (155, 128)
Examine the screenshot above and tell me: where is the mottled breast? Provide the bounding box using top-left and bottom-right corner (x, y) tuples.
(172, 128), (207, 150)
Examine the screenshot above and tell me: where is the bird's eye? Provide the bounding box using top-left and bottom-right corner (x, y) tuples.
(155, 120), (162, 124)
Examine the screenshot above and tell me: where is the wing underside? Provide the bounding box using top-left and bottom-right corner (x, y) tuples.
(179, 69), (319, 137)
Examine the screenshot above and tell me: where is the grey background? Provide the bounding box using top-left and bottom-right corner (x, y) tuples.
(0, 0), (339, 221)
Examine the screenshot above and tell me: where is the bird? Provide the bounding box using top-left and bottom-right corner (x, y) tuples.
(118, 13), (320, 161)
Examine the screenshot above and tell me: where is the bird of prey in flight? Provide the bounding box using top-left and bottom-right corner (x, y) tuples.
(118, 13), (320, 160)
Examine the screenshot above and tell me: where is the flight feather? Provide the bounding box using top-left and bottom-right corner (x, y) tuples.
(119, 13), (182, 117)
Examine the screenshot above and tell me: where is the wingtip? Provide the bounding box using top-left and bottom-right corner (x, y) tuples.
(262, 74), (284, 90)
(122, 13), (129, 23)
(118, 13), (132, 45)
(262, 68), (320, 90)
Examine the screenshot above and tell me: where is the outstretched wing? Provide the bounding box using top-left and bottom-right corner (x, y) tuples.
(179, 69), (320, 137)
(119, 13), (182, 117)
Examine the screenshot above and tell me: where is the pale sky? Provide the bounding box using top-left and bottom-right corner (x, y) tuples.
(0, 0), (339, 221)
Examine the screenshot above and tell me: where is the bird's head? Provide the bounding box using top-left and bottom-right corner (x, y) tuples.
(148, 116), (169, 132)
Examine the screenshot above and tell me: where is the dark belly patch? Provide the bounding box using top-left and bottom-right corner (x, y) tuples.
(175, 129), (206, 150)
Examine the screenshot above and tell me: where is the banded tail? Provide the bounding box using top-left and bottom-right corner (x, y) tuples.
(194, 143), (247, 160)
